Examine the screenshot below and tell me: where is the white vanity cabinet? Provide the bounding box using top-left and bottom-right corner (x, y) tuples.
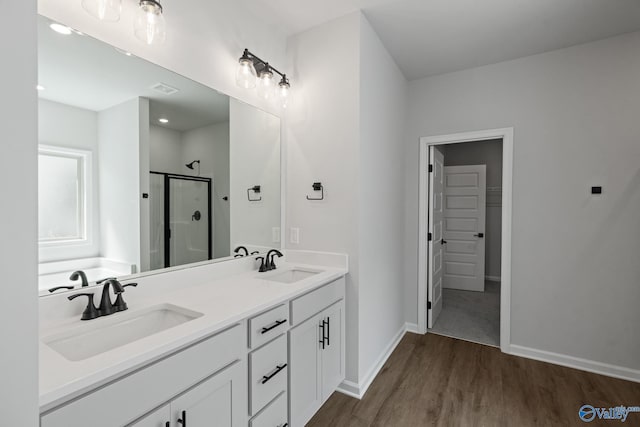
(41, 325), (245, 427)
(131, 361), (243, 427)
(289, 278), (345, 427)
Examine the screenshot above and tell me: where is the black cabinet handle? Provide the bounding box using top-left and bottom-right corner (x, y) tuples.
(319, 322), (325, 349)
(261, 364), (287, 384)
(177, 410), (186, 426)
(165, 422), (170, 427)
(326, 317), (330, 346)
(261, 319), (287, 334)
(474, 233), (484, 238)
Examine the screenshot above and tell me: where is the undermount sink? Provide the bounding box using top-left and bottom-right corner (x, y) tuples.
(43, 303), (203, 361)
(264, 268), (322, 284)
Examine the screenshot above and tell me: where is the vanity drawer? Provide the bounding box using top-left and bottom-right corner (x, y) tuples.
(249, 334), (288, 416)
(41, 324), (244, 427)
(290, 277), (345, 325)
(248, 304), (289, 349)
(250, 392), (288, 427)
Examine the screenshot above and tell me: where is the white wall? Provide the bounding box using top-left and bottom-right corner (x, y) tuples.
(38, 0), (286, 118)
(0, 1), (39, 425)
(149, 124), (182, 175)
(404, 32), (640, 371)
(286, 13), (362, 383)
(182, 122), (230, 258)
(98, 98), (145, 271)
(443, 139), (503, 279)
(230, 99), (280, 251)
(286, 12), (407, 388)
(38, 99), (101, 262)
(357, 16), (407, 382)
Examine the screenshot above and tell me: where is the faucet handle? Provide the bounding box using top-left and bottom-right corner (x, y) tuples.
(49, 285), (75, 293)
(96, 277), (117, 285)
(256, 257), (267, 273)
(68, 293), (100, 321)
(114, 283), (137, 312)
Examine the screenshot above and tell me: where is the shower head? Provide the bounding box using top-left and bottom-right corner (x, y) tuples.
(186, 160), (200, 170)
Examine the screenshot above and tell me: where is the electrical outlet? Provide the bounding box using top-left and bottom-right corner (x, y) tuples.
(290, 227), (300, 244)
(272, 227), (281, 243)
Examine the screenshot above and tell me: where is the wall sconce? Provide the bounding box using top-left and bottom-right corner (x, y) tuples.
(81, 0), (166, 45)
(236, 49), (291, 108)
(81, 0), (122, 22)
(134, 0), (166, 45)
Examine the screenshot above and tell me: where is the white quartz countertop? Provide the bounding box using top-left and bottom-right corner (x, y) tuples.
(39, 261), (347, 412)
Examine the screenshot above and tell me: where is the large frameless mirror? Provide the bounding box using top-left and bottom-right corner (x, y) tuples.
(37, 15), (281, 294)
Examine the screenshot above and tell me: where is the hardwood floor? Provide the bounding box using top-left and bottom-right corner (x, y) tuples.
(307, 333), (640, 426)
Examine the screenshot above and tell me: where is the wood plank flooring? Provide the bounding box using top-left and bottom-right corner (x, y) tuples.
(307, 333), (640, 426)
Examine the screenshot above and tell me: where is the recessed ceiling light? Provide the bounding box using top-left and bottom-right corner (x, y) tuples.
(158, 118), (169, 124)
(50, 23), (73, 35)
(36, 85), (45, 91)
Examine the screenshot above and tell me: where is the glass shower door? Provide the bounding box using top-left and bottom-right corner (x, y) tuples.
(168, 177), (211, 267)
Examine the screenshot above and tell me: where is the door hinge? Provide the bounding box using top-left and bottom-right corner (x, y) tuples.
(427, 301), (432, 310)
(428, 164), (433, 173)
(428, 232), (432, 241)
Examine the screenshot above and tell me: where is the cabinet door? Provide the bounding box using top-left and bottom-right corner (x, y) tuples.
(129, 404), (171, 427)
(171, 361), (245, 427)
(289, 313), (322, 427)
(321, 301), (345, 401)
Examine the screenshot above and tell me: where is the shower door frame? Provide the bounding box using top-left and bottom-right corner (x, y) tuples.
(150, 171), (213, 268)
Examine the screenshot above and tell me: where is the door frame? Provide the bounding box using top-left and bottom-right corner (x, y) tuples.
(418, 128), (513, 353)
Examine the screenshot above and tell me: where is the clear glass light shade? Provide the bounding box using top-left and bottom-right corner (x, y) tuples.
(134, 1), (166, 45)
(235, 59), (257, 89)
(278, 81), (290, 108)
(81, 0), (122, 21)
(257, 69), (275, 100)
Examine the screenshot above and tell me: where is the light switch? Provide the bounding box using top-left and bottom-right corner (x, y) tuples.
(290, 228), (300, 244)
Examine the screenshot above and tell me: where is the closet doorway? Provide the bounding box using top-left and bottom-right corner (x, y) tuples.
(418, 128), (513, 352)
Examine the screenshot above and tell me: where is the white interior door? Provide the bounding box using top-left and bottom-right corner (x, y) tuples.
(427, 146), (444, 328)
(443, 165), (486, 292)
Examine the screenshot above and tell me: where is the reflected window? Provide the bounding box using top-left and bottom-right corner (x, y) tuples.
(38, 146), (89, 243)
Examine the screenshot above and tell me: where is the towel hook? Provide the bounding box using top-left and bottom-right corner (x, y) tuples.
(247, 185), (262, 201)
(306, 182), (324, 201)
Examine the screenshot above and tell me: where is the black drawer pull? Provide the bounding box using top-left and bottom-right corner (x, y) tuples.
(261, 363), (287, 384)
(261, 319), (287, 334)
(319, 322), (325, 349)
(165, 422), (170, 427)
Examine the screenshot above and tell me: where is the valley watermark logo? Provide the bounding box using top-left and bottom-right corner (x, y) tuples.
(579, 405), (640, 423)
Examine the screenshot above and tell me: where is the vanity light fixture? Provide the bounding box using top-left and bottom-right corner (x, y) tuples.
(134, 0), (166, 45)
(81, 0), (122, 22)
(236, 49), (291, 108)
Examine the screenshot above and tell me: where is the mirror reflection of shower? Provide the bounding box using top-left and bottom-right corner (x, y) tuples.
(149, 172), (212, 270)
(185, 159), (201, 176)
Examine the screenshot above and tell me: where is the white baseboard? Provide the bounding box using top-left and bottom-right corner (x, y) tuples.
(509, 344), (640, 384)
(405, 322), (420, 334)
(336, 323), (408, 399)
(485, 275), (501, 282)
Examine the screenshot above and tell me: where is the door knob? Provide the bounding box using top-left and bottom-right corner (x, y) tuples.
(474, 233), (484, 238)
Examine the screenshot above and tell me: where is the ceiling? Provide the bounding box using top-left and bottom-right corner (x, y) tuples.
(252, 0), (640, 80)
(37, 16), (229, 131)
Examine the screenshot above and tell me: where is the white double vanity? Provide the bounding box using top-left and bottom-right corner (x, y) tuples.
(39, 252), (348, 427)
(35, 5), (345, 425)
